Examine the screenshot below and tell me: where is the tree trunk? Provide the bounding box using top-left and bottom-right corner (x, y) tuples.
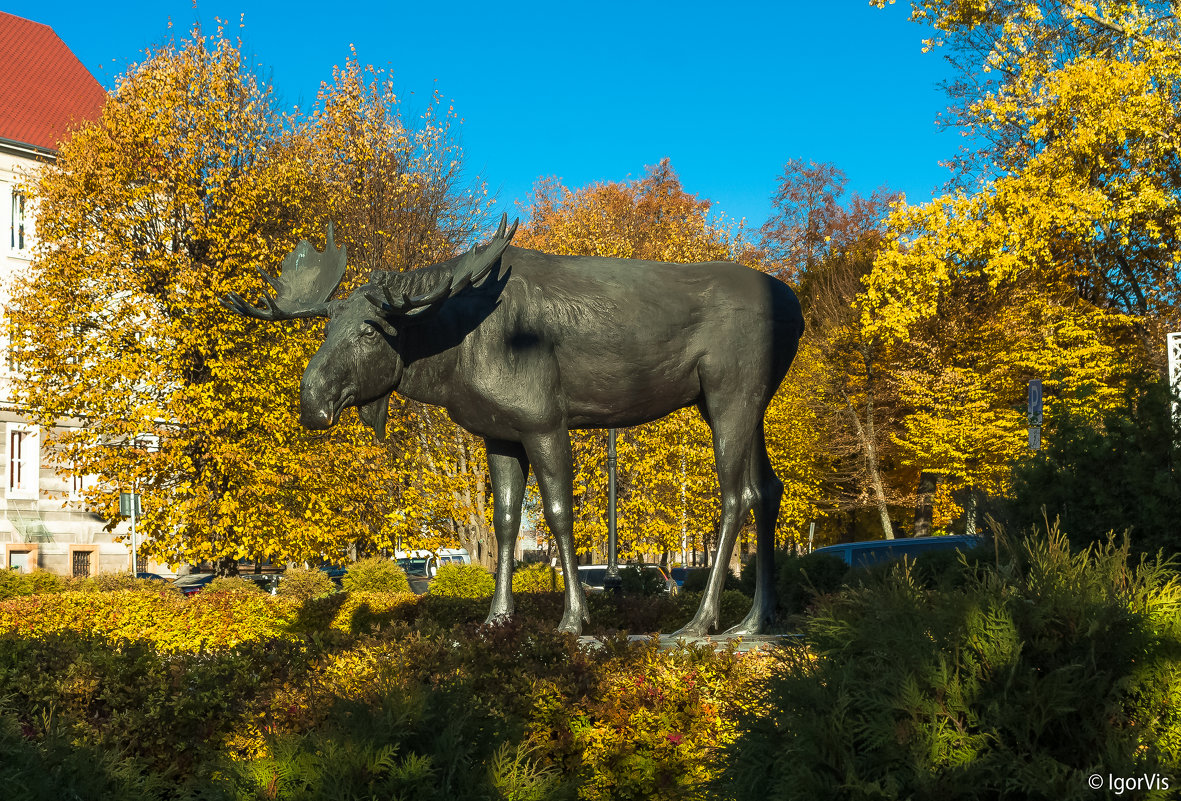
(914, 471), (938, 537)
(964, 490), (978, 538)
(842, 384), (894, 539)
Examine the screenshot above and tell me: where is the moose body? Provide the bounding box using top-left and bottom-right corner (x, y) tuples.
(226, 217), (803, 635)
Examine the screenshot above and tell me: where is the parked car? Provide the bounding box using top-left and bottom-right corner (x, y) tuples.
(577, 564), (678, 594)
(395, 548), (473, 579)
(318, 566), (347, 586)
(811, 534), (984, 569)
(135, 572), (170, 582)
(668, 567), (689, 589)
(171, 572), (215, 597)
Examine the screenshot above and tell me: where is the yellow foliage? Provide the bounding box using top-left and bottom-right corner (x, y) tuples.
(9, 27), (488, 567)
(862, 0), (1179, 504)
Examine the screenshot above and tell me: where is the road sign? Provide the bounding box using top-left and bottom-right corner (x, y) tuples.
(1028, 379), (1043, 451)
(1027, 379), (1043, 426)
(1168, 332), (1180, 421)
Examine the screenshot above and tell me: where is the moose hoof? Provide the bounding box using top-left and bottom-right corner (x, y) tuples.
(557, 616), (583, 636)
(722, 616), (764, 637)
(483, 612), (513, 626)
(670, 618), (713, 640)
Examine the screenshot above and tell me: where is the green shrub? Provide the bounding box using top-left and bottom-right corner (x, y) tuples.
(586, 589), (750, 634)
(277, 566), (336, 600)
(204, 575), (266, 595)
(1008, 372), (1181, 557)
(511, 561), (564, 593)
(775, 551), (849, 616)
(0, 589), (299, 652)
(430, 563), (495, 598)
(0, 568), (67, 600)
(0, 703), (172, 800)
(341, 557), (410, 593)
(682, 565), (742, 594)
(618, 563), (668, 596)
(722, 529), (1181, 800)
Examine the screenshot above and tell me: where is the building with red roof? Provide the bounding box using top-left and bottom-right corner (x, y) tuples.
(0, 11), (105, 155)
(0, 13), (128, 579)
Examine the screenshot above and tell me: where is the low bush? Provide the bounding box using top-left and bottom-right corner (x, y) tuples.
(70, 572), (143, 592)
(722, 529), (1181, 800)
(277, 566), (336, 600)
(619, 563), (668, 596)
(0, 568), (66, 600)
(0, 589), (299, 652)
(681, 565), (743, 594)
(430, 563), (495, 598)
(586, 589), (751, 635)
(341, 556), (410, 593)
(774, 550), (849, 616)
(0, 703), (172, 801)
(512, 561), (564, 593)
(204, 575), (267, 595)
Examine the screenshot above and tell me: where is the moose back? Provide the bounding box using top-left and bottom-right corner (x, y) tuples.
(223, 215), (804, 635)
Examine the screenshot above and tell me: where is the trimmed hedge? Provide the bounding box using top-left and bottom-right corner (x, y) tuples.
(342, 556), (411, 593)
(512, 561), (564, 593)
(430, 563), (496, 598)
(276, 566), (336, 600)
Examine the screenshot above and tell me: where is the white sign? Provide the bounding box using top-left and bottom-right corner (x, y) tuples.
(1169, 332), (1181, 421)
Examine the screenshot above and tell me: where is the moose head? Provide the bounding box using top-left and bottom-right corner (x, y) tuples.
(222, 215), (519, 439)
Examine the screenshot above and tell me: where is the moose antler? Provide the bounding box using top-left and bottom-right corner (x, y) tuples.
(368, 214), (519, 318)
(221, 224), (347, 320)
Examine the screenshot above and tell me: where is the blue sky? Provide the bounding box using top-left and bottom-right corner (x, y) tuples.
(10, 1), (962, 233)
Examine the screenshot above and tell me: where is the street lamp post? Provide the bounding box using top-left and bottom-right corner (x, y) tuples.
(604, 428), (622, 594)
(119, 490), (141, 576)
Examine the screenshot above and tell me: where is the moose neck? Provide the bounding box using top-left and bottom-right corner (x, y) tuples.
(388, 317), (460, 409)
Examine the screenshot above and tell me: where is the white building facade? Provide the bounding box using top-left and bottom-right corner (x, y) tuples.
(0, 12), (144, 577)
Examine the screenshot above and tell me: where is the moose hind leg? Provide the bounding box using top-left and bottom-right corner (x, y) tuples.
(484, 439), (530, 625)
(673, 405), (757, 638)
(525, 429), (589, 635)
(725, 423), (782, 636)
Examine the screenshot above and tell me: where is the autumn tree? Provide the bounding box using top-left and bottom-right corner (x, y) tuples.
(8, 27), (487, 571)
(296, 59), (494, 562)
(762, 161), (908, 540)
(518, 160), (823, 562)
(864, 0), (1180, 531)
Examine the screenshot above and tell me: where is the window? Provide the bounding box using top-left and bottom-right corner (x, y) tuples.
(8, 550), (31, 572)
(72, 549), (91, 578)
(69, 464), (95, 502)
(7, 425), (39, 498)
(10, 191), (25, 251)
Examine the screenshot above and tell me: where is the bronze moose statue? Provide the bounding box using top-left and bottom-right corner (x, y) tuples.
(223, 214), (804, 636)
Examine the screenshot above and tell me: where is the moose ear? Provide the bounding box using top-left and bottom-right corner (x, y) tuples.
(357, 391), (393, 440)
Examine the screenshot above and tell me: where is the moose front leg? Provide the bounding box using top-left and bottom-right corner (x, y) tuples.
(484, 439), (531, 625)
(525, 429), (590, 634)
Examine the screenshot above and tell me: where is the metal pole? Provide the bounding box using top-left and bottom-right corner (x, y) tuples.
(130, 498), (137, 577)
(604, 428), (621, 594)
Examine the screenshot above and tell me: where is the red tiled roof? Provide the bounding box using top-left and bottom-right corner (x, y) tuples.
(0, 12), (106, 153)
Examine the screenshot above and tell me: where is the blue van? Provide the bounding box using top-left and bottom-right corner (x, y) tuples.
(812, 534), (983, 569)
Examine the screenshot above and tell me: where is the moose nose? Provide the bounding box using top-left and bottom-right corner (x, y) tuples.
(299, 405), (332, 429)
(299, 368), (336, 429)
